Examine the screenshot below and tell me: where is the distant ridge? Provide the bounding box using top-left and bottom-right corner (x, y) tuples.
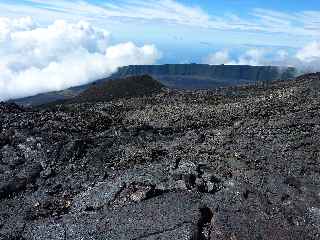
(109, 64), (296, 89)
(11, 64), (297, 106)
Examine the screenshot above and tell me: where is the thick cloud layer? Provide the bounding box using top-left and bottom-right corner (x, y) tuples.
(204, 49), (267, 66)
(0, 17), (161, 101)
(204, 41), (320, 73)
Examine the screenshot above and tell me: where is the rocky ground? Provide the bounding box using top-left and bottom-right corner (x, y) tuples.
(0, 73), (320, 240)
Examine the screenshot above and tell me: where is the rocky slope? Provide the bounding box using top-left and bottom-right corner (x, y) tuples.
(76, 75), (164, 103)
(0, 73), (319, 240)
(12, 64), (296, 106)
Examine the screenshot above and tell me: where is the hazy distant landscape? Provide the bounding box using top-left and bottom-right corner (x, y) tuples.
(12, 64), (297, 106)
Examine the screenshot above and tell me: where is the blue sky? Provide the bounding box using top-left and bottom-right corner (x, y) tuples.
(185, 0), (320, 13)
(1, 0), (320, 63)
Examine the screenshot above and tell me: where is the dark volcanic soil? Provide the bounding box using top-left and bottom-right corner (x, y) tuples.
(77, 75), (164, 103)
(0, 74), (320, 240)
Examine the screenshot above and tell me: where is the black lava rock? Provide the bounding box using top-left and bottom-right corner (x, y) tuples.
(1, 73), (320, 239)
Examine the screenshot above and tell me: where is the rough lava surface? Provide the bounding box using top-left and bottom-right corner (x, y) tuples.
(0, 73), (320, 240)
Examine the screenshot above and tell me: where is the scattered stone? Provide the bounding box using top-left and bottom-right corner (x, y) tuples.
(1, 73), (320, 239)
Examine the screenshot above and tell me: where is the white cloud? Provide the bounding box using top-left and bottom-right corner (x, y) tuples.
(0, 17), (161, 101)
(296, 41), (320, 63)
(204, 48), (267, 66)
(204, 50), (230, 65)
(276, 50), (289, 61)
(0, 1), (319, 37)
(236, 49), (266, 66)
(204, 41), (320, 72)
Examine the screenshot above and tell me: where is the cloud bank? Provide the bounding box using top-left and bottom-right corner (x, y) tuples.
(1, 1), (319, 37)
(0, 17), (161, 101)
(204, 41), (320, 72)
(204, 49), (267, 66)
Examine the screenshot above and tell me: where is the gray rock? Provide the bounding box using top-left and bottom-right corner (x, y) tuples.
(1, 73), (320, 239)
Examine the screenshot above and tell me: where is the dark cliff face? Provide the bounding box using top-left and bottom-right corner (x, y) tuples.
(1, 73), (320, 240)
(12, 64), (297, 106)
(110, 64), (297, 89)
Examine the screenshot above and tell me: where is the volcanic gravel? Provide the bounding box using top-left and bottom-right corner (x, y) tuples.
(0, 74), (320, 239)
